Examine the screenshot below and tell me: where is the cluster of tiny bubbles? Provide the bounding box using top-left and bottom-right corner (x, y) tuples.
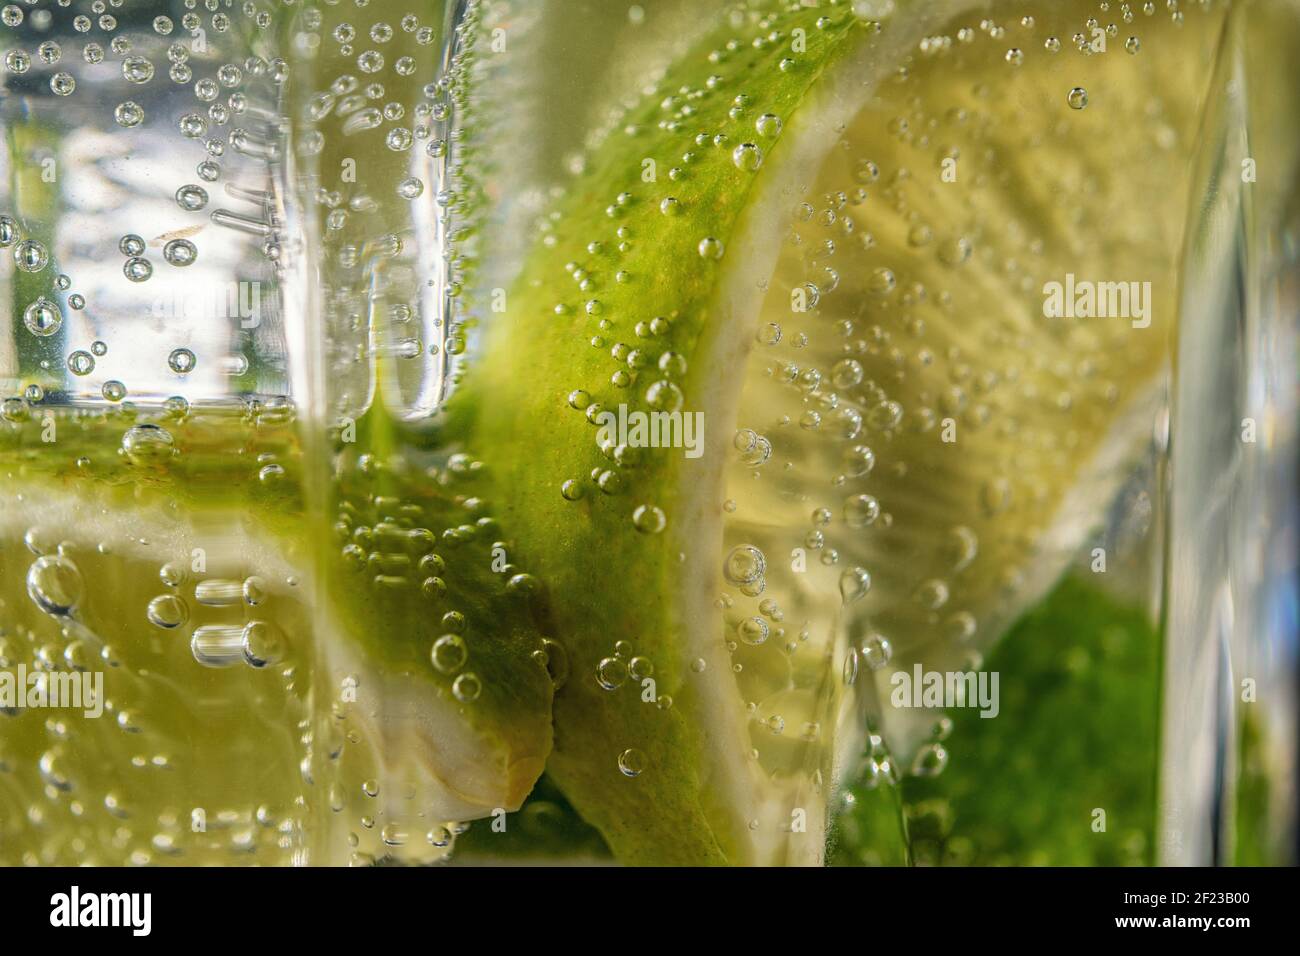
(595, 638), (651, 696)
(723, 544), (767, 591)
(733, 427), (773, 466)
(852, 0), (897, 22)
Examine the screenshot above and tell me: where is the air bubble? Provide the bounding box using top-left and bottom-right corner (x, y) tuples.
(163, 239), (197, 266)
(452, 672), (481, 702)
(146, 594), (189, 629)
(123, 257), (152, 282)
(868, 267), (896, 295)
(596, 656), (628, 690)
(386, 127), (413, 151)
(862, 634), (892, 669)
(241, 621), (285, 668)
(175, 185), (209, 211)
(242, 576), (268, 606)
(839, 567), (871, 604)
(618, 748), (646, 777)
(632, 504), (666, 534)
(14, 239), (49, 273)
(26, 556), (84, 617)
(698, 237), (725, 259)
(732, 142), (763, 171)
(168, 348), (196, 374)
(430, 634), (467, 673)
(122, 56), (155, 83)
(122, 423), (174, 464)
(23, 298), (62, 337)
(843, 494), (881, 528)
(114, 101), (145, 127)
(911, 742), (948, 777)
(724, 545), (766, 586)
(737, 617), (769, 646)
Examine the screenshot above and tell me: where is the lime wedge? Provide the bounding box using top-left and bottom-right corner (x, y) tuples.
(0, 409), (552, 864)
(463, 0), (1228, 864)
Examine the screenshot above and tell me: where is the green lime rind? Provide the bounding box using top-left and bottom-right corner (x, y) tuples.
(453, 774), (613, 863)
(5, 118), (63, 390)
(458, 4), (870, 865)
(0, 409), (304, 520)
(831, 576), (1160, 866)
(315, 407), (556, 816)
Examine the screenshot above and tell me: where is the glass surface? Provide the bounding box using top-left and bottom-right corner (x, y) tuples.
(0, 0), (1295, 867)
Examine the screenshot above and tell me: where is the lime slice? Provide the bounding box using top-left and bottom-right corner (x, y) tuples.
(463, 1), (1227, 864)
(0, 409), (552, 864)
